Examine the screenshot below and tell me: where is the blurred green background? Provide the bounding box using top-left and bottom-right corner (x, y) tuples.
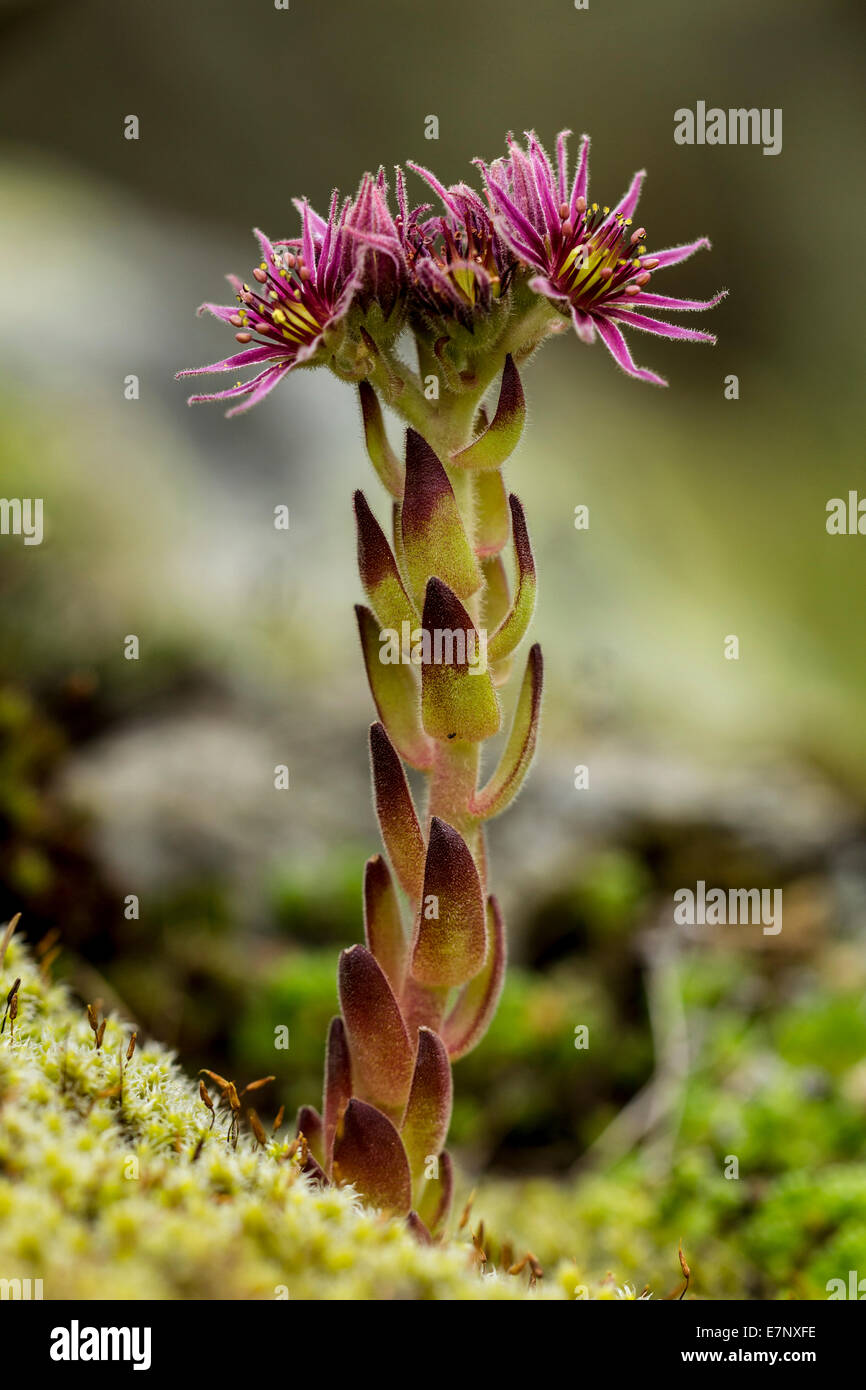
(1, 0), (865, 1297)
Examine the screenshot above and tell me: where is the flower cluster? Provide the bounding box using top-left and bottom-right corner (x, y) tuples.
(179, 129), (723, 414)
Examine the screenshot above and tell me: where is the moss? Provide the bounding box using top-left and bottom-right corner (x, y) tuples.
(0, 937), (611, 1300)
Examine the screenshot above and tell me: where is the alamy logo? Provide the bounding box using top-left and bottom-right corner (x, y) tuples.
(0, 497), (43, 545)
(674, 103), (782, 156)
(379, 623), (488, 674)
(50, 1320), (152, 1371)
(0, 1276), (43, 1299)
(826, 492), (866, 535)
(826, 1271), (866, 1299)
(674, 880), (782, 935)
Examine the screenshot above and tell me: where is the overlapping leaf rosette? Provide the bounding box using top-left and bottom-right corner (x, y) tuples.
(179, 130), (723, 1238)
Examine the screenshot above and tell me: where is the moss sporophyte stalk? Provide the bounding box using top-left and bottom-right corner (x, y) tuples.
(178, 129), (723, 1238)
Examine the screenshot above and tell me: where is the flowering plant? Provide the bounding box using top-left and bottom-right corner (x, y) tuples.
(179, 130), (721, 1238)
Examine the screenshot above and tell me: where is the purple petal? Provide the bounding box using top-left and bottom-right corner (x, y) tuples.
(300, 201), (318, 274)
(490, 218), (543, 268)
(395, 165), (408, 225)
(555, 129), (572, 206)
(614, 170), (645, 223)
(224, 362), (291, 416)
(570, 307), (596, 345)
(528, 273), (569, 304)
(525, 131), (560, 234)
(506, 136), (542, 225)
(607, 309), (717, 343)
(617, 289), (727, 312)
(196, 301), (240, 324)
(650, 237), (711, 269)
(407, 161), (460, 219)
(593, 316), (668, 386)
(177, 344), (287, 377)
(253, 226), (277, 269)
(570, 134), (590, 217)
(293, 196), (328, 238)
(187, 360), (289, 410)
(478, 166), (546, 262)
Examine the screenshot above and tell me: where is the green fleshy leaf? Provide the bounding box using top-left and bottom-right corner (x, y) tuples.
(410, 817), (487, 988)
(369, 722), (426, 900)
(401, 430), (482, 604)
(400, 1026), (453, 1193)
(354, 490), (418, 633)
(322, 1016), (352, 1169)
(443, 895), (507, 1060)
(359, 381), (403, 498)
(474, 469), (510, 558)
(416, 1148), (453, 1235)
(420, 578), (500, 744)
(338, 945), (415, 1114)
(481, 554), (511, 632)
(332, 1098), (412, 1214)
(363, 853), (407, 994)
(391, 500), (409, 586)
(486, 494), (537, 663)
(470, 643), (543, 819)
(356, 606), (433, 771)
(451, 355), (525, 471)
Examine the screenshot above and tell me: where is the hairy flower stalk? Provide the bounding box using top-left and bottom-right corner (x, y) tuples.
(179, 130), (722, 1238)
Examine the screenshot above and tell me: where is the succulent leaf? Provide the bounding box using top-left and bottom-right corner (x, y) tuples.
(416, 1148), (454, 1235)
(369, 721), (426, 900)
(332, 1097), (412, 1214)
(356, 606), (434, 771)
(354, 490), (418, 633)
(401, 430), (482, 604)
(338, 945), (415, 1113)
(480, 553), (511, 632)
(451, 355), (525, 471)
(443, 895), (507, 1060)
(406, 1210), (433, 1245)
(486, 495), (537, 663)
(322, 1016), (352, 1168)
(470, 644), (543, 819)
(295, 1104), (325, 1166)
(473, 469), (511, 557)
(410, 817), (487, 988)
(359, 380), (404, 498)
(400, 1026), (453, 1191)
(420, 578), (500, 744)
(363, 853), (407, 993)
